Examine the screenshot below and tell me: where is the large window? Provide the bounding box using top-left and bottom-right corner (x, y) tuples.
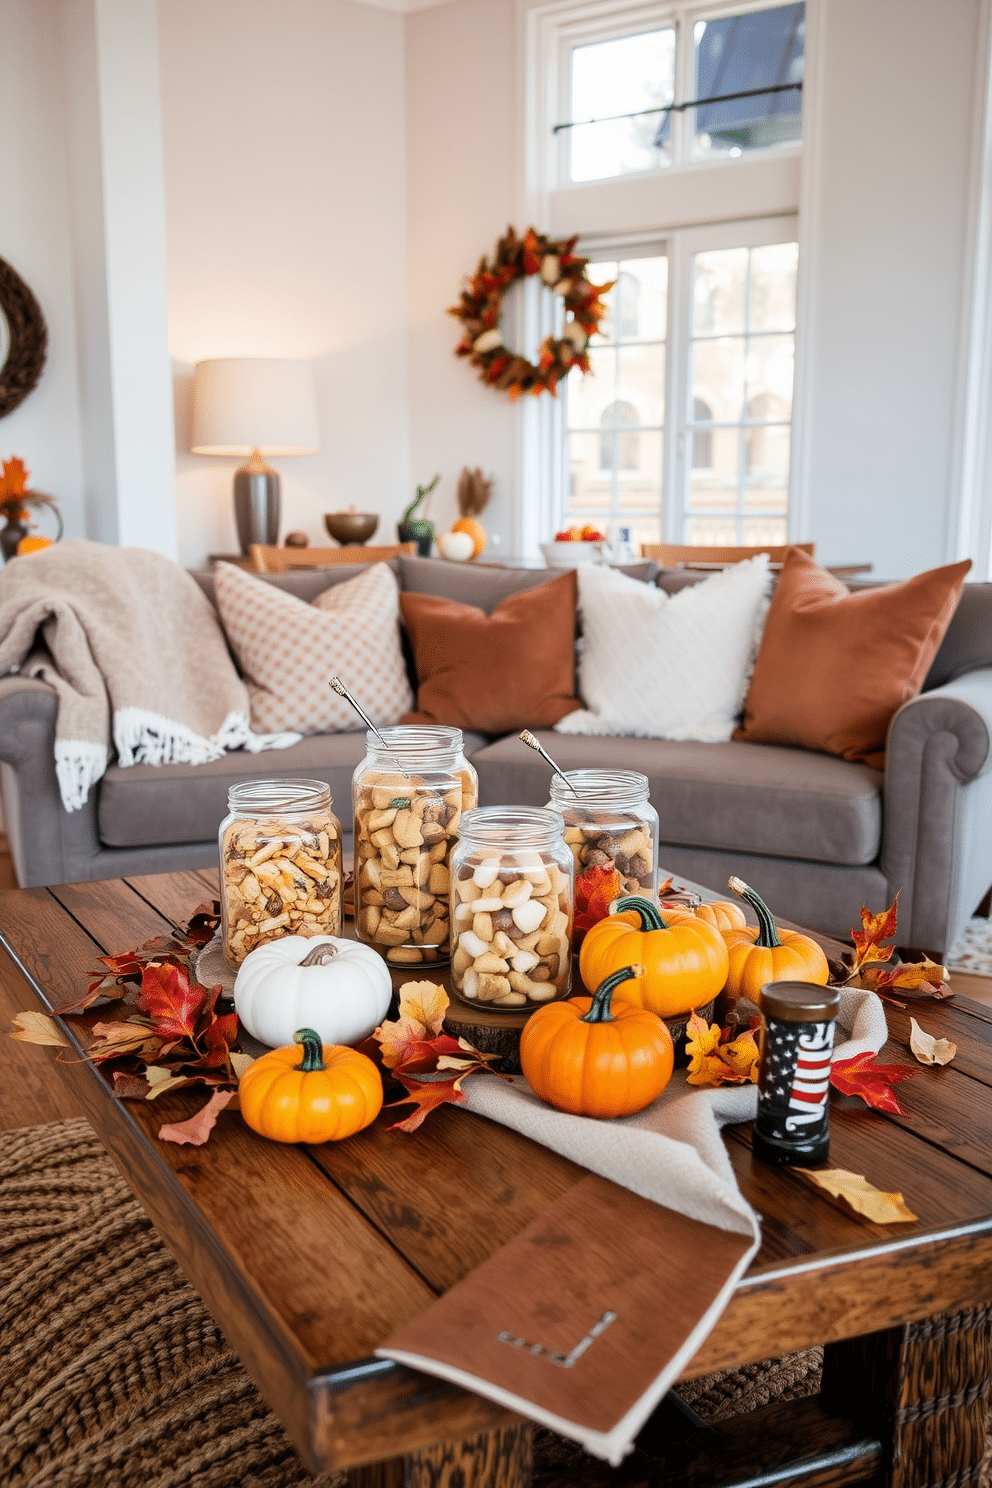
(563, 2), (804, 185)
(556, 223), (797, 547)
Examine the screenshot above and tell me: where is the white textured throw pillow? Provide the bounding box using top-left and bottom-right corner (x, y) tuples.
(555, 556), (771, 741)
(214, 562), (414, 734)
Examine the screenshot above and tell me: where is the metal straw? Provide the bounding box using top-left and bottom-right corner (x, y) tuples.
(519, 730), (581, 794)
(329, 678), (405, 774)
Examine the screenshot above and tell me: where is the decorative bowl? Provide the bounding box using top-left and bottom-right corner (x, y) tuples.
(324, 511), (379, 545)
(540, 540), (606, 569)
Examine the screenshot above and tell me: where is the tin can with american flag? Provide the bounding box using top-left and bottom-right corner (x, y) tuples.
(753, 981), (841, 1166)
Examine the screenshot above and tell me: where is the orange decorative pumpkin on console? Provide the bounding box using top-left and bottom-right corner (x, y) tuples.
(723, 877), (829, 1001)
(239, 1028), (382, 1144)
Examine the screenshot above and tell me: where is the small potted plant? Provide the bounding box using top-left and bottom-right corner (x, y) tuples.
(0, 457), (62, 562)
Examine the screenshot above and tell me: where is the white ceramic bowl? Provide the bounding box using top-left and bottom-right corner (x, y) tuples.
(540, 541), (606, 569)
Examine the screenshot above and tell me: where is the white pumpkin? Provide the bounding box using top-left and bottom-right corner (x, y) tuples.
(233, 936), (392, 1049)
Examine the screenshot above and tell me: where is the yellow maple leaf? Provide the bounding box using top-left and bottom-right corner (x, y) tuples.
(397, 980), (448, 1037)
(795, 1167), (917, 1224)
(720, 1028), (760, 1082)
(685, 1012), (760, 1087)
(8, 1009), (69, 1047)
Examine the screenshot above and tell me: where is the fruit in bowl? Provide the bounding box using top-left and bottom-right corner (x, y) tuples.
(554, 524), (605, 542)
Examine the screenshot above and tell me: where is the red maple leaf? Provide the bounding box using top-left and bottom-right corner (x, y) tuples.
(573, 864), (625, 945)
(137, 962), (205, 1040)
(830, 1051), (917, 1114)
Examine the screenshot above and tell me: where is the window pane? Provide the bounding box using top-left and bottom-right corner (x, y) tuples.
(617, 345), (665, 425)
(745, 335), (794, 420)
(611, 256), (668, 341)
(689, 428), (740, 509)
(692, 4), (804, 162)
(617, 430), (663, 509)
(567, 350), (615, 429)
(745, 425), (790, 504)
(688, 516), (741, 545)
(742, 517), (789, 545)
(750, 242), (798, 331)
(621, 513), (664, 551)
(692, 337), (746, 423)
(569, 29), (675, 182)
(567, 432), (612, 511)
(693, 248), (747, 336)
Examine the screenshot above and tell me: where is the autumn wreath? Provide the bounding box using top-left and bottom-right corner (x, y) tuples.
(448, 226), (614, 400)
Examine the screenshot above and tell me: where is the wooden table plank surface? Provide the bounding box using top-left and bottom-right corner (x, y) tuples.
(5, 871), (992, 1478)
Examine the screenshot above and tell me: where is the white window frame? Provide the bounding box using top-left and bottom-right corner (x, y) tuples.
(516, 0), (816, 560)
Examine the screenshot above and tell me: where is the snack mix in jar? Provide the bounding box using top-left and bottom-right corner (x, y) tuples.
(353, 726), (478, 966)
(450, 806), (574, 1009)
(548, 769), (659, 906)
(219, 780), (343, 968)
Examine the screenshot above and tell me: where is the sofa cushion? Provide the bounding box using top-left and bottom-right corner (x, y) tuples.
(98, 730), (490, 848)
(213, 562), (413, 734)
(738, 549), (972, 767)
(189, 561), (400, 610)
(468, 731), (883, 867)
(399, 571), (581, 732)
(396, 554), (658, 611)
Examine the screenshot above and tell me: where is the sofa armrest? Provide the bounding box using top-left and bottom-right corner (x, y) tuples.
(0, 676), (105, 887)
(881, 668), (992, 953)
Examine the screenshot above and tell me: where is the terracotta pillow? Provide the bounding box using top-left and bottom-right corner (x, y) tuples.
(737, 548), (971, 767)
(400, 571), (581, 733)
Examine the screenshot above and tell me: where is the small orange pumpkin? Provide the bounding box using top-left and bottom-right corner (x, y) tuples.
(724, 877), (829, 1001)
(16, 536), (53, 555)
(579, 895), (729, 1017)
(520, 964), (674, 1118)
(693, 899), (748, 934)
(451, 517), (487, 557)
(239, 1028), (382, 1144)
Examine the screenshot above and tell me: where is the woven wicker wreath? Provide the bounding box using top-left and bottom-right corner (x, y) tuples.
(0, 257), (47, 420)
(448, 227), (614, 400)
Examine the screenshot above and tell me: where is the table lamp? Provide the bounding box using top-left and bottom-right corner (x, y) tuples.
(190, 357), (320, 553)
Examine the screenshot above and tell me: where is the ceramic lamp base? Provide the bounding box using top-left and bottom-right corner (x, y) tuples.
(233, 454), (280, 554)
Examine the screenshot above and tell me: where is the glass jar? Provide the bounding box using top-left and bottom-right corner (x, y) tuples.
(353, 726), (478, 967)
(548, 770), (659, 909)
(219, 779), (343, 968)
(450, 806), (574, 1010)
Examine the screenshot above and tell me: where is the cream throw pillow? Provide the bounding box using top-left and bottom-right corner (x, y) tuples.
(555, 557), (771, 741)
(214, 562), (413, 734)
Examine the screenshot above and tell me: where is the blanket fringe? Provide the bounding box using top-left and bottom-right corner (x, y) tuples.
(55, 740), (109, 813)
(113, 709), (252, 769)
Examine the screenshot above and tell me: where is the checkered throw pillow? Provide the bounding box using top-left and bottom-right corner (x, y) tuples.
(214, 562), (413, 734)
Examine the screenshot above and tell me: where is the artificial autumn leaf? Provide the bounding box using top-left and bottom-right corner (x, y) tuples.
(112, 1070), (151, 1099)
(88, 1020), (169, 1063)
(386, 1047), (507, 1134)
(685, 1010), (759, 1087)
(8, 1010), (69, 1047)
(657, 876), (674, 898)
(908, 1017), (957, 1067)
(829, 1051), (917, 1114)
(144, 1065), (197, 1099)
(138, 962), (206, 1040)
(794, 1167), (917, 1224)
(573, 865), (625, 942)
(158, 1089), (234, 1146)
(373, 980), (453, 1071)
(874, 957), (954, 1000)
(850, 893), (900, 974)
(230, 1051), (255, 1081)
(0, 456), (29, 499)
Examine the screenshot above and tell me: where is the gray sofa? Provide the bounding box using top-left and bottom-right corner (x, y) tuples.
(1, 553), (990, 956)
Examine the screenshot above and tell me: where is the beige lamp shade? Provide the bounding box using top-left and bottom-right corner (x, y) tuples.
(190, 357), (320, 456)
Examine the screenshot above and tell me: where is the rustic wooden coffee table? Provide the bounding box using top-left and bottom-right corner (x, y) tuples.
(3, 868), (992, 1488)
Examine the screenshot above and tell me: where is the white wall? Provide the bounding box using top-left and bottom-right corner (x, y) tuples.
(406, 0), (521, 551)
(800, 0), (986, 577)
(0, 0), (86, 543)
(159, 0), (410, 566)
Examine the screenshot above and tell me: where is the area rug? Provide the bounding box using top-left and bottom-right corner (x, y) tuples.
(947, 916), (992, 979)
(0, 1119), (820, 1487)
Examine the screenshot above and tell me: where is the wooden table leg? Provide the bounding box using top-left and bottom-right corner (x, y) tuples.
(822, 1303), (992, 1488)
(347, 1422), (533, 1488)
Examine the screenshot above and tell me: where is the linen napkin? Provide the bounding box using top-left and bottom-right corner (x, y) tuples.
(378, 987), (887, 1465)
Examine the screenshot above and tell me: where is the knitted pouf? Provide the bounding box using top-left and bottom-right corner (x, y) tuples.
(0, 1119), (822, 1488)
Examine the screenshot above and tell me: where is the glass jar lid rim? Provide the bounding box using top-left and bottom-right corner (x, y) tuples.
(549, 769), (650, 803)
(366, 724), (464, 754)
(228, 778), (331, 812)
(459, 805), (566, 844)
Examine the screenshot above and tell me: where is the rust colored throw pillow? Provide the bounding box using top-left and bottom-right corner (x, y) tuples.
(400, 571), (581, 733)
(737, 549), (972, 767)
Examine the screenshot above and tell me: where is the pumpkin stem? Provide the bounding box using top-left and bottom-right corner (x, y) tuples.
(293, 1028), (326, 1072)
(581, 964), (645, 1024)
(300, 941), (339, 967)
(609, 895), (669, 931)
(727, 877), (781, 949)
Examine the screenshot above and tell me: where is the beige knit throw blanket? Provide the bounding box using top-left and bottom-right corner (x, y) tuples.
(0, 540), (293, 812)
